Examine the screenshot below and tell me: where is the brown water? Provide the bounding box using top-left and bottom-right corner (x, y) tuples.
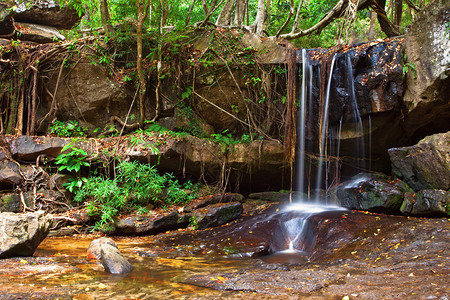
(0, 235), (256, 299)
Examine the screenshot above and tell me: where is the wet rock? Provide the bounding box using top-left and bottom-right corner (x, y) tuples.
(87, 237), (133, 274)
(13, 0), (82, 29)
(193, 202), (243, 230)
(0, 210), (52, 258)
(388, 131), (450, 191)
(0, 159), (23, 188)
(334, 172), (413, 213)
(101, 243), (133, 274)
(191, 193), (244, 210)
(401, 190), (450, 216)
(402, 0), (450, 140)
(87, 237), (118, 260)
(0, 193), (21, 212)
(112, 211), (185, 235)
(15, 22), (65, 43)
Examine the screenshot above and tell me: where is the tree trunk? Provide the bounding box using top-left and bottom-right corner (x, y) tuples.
(395, 0), (402, 27)
(99, 0), (113, 34)
(136, 0), (149, 126)
(216, 0), (234, 25)
(234, 0), (245, 26)
(252, 0), (266, 34)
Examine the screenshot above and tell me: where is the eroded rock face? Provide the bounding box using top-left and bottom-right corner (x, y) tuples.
(0, 210), (52, 258)
(13, 0), (82, 30)
(388, 131), (450, 191)
(40, 60), (132, 133)
(403, 0), (450, 140)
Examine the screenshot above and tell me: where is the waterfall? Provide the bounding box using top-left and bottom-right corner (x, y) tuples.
(314, 55), (336, 199)
(297, 49), (308, 198)
(273, 50), (372, 254)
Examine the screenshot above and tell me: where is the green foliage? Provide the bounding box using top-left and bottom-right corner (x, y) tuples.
(188, 215), (198, 229)
(403, 62), (417, 78)
(50, 120), (88, 137)
(74, 161), (199, 231)
(63, 177), (88, 193)
(55, 141), (90, 194)
(55, 142), (89, 173)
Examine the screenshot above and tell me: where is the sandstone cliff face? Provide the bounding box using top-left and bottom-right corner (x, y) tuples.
(402, 0), (450, 142)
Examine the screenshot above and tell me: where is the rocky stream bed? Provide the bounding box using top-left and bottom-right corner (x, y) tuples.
(0, 200), (448, 300)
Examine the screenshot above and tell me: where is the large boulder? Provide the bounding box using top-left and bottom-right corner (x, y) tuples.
(1, 135), (68, 162)
(0, 210), (52, 258)
(111, 211), (187, 235)
(402, 0), (450, 140)
(87, 237), (133, 274)
(401, 190), (450, 216)
(0, 193), (21, 212)
(13, 0), (82, 30)
(15, 22), (65, 43)
(333, 172), (413, 214)
(388, 131), (450, 191)
(40, 59), (132, 133)
(0, 159), (23, 188)
(193, 202), (243, 230)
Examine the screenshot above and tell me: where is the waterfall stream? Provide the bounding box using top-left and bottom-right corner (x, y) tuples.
(274, 50), (372, 255)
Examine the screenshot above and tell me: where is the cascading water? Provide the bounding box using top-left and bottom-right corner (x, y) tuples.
(271, 50), (371, 257)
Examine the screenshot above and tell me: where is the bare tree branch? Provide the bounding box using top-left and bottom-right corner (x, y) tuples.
(276, 0), (295, 38)
(280, 0), (348, 39)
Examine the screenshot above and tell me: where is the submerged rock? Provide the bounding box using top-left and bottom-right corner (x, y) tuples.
(401, 190), (450, 216)
(0, 210), (52, 258)
(334, 172), (413, 213)
(388, 131), (450, 191)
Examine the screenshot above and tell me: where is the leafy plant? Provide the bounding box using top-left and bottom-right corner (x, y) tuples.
(55, 142), (89, 173)
(403, 62), (417, 79)
(74, 161), (199, 231)
(50, 120), (88, 137)
(55, 141), (90, 193)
